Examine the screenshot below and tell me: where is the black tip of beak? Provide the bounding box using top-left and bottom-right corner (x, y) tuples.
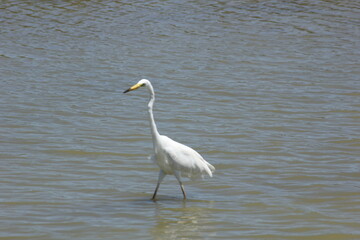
(123, 88), (130, 93)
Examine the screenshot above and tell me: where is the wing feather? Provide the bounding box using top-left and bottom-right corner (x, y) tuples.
(161, 137), (215, 180)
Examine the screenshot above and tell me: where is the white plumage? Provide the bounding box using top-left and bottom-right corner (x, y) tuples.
(124, 79), (215, 200)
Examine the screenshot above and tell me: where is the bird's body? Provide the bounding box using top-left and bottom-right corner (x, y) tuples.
(151, 135), (215, 179)
(124, 79), (215, 200)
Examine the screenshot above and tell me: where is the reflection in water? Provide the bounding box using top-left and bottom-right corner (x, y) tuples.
(151, 200), (215, 240)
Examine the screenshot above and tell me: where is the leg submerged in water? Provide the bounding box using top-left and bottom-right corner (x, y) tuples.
(152, 170), (166, 200)
(174, 171), (187, 200)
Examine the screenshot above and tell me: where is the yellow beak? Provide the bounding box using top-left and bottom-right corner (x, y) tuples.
(123, 83), (142, 93)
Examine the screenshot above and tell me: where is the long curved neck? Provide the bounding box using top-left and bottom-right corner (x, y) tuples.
(146, 83), (160, 146)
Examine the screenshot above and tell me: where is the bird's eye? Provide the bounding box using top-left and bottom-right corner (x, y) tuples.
(141, 83), (145, 87)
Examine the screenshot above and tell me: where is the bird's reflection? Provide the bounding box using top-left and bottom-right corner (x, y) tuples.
(150, 199), (215, 239)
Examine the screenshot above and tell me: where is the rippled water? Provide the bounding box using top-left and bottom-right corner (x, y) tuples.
(1, 0), (359, 239)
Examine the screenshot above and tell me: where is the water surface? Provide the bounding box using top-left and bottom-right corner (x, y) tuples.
(1, 0), (359, 239)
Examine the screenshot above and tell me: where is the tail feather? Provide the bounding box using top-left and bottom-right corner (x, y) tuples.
(205, 162), (215, 177)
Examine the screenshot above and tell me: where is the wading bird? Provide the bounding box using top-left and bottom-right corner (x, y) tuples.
(124, 79), (215, 200)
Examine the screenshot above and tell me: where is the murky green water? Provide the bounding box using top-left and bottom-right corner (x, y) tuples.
(1, 0), (359, 239)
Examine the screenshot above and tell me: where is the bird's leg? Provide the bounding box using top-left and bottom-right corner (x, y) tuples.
(174, 171), (187, 200)
(180, 183), (187, 200)
(152, 184), (160, 200)
(152, 170), (166, 200)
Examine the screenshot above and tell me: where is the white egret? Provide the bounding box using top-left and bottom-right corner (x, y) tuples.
(124, 79), (215, 200)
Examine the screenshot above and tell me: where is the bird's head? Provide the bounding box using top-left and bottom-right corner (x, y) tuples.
(123, 79), (150, 93)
